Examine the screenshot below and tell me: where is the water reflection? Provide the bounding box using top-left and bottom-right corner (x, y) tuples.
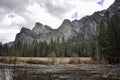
(0, 69), (13, 80)
(0, 63), (120, 80)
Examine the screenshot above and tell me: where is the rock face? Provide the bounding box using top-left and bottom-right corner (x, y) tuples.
(108, 0), (120, 16)
(32, 22), (53, 35)
(15, 27), (39, 44)
(15, 0), (120, 44)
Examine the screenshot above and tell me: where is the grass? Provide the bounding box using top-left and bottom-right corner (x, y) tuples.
(0, 56), (92, 65)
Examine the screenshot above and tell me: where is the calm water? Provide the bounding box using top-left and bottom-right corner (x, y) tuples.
(0, 63), (120, 80)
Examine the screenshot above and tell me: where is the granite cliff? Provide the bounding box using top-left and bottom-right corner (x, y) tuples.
(15, 0), (120, 45)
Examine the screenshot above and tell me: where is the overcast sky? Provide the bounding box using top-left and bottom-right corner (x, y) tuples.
(0, 0), (115, 43)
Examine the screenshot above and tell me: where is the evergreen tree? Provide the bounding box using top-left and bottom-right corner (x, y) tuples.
(107, 15), (120, 63)
(98, 22), (110, 60)
(2, 43), (8, 56)
(0, 42), (2, 55)
(99, 15), (120, 63)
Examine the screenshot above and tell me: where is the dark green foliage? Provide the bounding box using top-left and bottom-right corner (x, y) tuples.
(0, 42), (2, 55)
(98, 15), (120, 63)
(107, 15), (120, 63)
(98, 22), (110, 60)
(2, 43), (9, 56)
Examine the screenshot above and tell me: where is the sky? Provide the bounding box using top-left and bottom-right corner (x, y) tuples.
(0, 0), (115, 43)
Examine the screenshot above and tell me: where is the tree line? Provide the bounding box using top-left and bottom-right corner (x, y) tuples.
(14, 38), (96, 58)
(0, 38), (96, 58)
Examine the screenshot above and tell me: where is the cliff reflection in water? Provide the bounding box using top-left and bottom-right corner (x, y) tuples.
(0, 63), (120, 80)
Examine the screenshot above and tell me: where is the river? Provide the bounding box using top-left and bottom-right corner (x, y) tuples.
(0, 63), (120, 80)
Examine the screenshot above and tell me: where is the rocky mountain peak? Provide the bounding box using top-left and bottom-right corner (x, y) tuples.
(58, 19), (72, 30)
(20, 27), (31, 33)
(63, 19), (71, 23)
(61, 19), (71, 26)
(35, 22), (43, 28)
(32, 22), (53, 35)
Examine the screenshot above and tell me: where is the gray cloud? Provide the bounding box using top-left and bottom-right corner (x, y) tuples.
(0, 0), (72, 28)
(0, 0), (33, 28)
(0, 0), (29, 13)
(0, 0), (28, 25)
(44, 2), (71, 19)
(29, 0), (73, 19)
(0, 0), (72, 20)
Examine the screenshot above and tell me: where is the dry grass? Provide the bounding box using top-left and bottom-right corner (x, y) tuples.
(0, 56), (92, 65)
